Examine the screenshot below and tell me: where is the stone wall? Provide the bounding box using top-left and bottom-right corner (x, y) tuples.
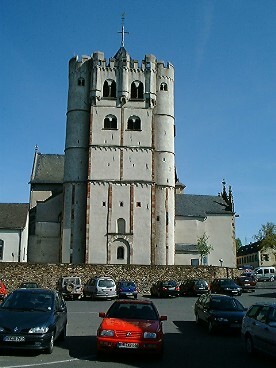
(0, 263), (241, 294)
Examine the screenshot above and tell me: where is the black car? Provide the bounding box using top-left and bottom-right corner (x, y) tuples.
(0, 288), (67, 354)
(234, 275), (256, 292)
(180, 279), (209, 296)
(150, 280), (180, 298)
(210, 278), (242, 296)
(194, 293), (247, 334)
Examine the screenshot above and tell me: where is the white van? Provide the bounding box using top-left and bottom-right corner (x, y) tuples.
(254, 266), (275, 281)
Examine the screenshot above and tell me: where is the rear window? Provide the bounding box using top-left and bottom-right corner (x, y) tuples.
(63, 278), (81, 285)
(210, 298), (244, 311)
(163, 281), (177, 287)
(98, 279), (115, 288)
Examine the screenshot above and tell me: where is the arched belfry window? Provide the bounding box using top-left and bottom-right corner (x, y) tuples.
(160, 82), (168, 91)
(117, 246), (124, 260)
(103, 79), (116, 98)
(117, 218), (126, 234)
(104, 115), (117, 130)
(78, 78), (85, 86)
(127, 115), (141, 131)
(0, 239), (4, 260)
(131, 81), (144, 99)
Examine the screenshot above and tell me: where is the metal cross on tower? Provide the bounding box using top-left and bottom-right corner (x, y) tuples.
(118, 13), (129, 47)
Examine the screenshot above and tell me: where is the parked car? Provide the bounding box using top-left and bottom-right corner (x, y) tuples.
(180, 279), (209, 296)
(241, 302), (276, 357)
(194, 293), (247, 334)
(210, 278), (242, 296)
(254, 266), (275, 282)
(18, 281), (39, 289)
(56, 276), (83, 300)
(0, 281), (7, 300)
(234, 275), (256, 292)
(150, 280), (180, 298)
(97, 299), (167, 357)
(116, 281), (138, 299)
(83, 276), (117, 300)
(0, 288), (67, 354)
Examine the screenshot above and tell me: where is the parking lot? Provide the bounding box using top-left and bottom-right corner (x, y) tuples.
(0, 283), (275, 368)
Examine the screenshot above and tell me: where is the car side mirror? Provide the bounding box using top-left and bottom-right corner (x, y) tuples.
(99, 312), (106, 318)
(160, 315), (167, 321)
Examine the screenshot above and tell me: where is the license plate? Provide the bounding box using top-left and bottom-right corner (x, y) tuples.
(4, 336), (25, 342)
(125, 293), (132, 296)
(118, 342), (139, 349)
(168, 287), (175, 290)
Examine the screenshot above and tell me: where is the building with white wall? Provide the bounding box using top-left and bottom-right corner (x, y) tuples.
(0, 203), (29, 262)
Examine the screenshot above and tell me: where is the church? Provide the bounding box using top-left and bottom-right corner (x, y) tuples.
(26, 32), (236, 267)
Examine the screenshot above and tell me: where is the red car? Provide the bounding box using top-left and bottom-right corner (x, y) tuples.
(97, 299), (167, 357)
(0, 282), (7, 300)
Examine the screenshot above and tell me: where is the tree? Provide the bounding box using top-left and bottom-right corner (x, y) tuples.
(254, 222), (276, 251)
(196, 233), (213, 265)
(235, 238), (242, 250)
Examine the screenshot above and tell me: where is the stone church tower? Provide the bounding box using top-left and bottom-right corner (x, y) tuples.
(61, 33), (175, 264)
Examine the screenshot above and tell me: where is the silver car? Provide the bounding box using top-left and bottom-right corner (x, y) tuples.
(241, 302), (276, 357)
(83, 276), (117, 300)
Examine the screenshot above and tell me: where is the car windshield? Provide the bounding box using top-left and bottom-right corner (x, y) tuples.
(1, 291), (54, 312)
(98, 279), (115, 288)
(210, 298), (244, 311)
(107, 303), (158, 320)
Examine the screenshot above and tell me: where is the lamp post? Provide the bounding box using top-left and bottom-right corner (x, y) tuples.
(219, 258), (223, 267)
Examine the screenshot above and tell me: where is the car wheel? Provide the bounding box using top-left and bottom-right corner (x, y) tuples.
(245, 335), (254, 355)
(208, 320), (215, 334)
(45, 332), (54, 354)
(91, 293), (96, 301)
(134, 294), (138, 299)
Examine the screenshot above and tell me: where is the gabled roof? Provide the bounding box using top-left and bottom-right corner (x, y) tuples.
(30, 153), (64, 184)
(0, 203), (29, 229)
(175, 194), (233, 218)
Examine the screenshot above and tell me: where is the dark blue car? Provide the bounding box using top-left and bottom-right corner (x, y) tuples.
(0, 288), (67, 354)
(116, 281), (138, 299)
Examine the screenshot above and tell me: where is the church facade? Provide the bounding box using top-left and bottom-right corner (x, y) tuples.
(27, 45), (237, 267)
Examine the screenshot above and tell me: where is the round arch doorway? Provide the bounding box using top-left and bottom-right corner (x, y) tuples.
(110, 238), (130, 264)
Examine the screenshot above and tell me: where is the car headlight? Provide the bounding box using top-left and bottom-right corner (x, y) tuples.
(100, 329), (114, 337)
(0, 327), (4, 332)
(29, 326), (49, 334)
(214, 317), (228, 322)
(144, 332), (157, 339)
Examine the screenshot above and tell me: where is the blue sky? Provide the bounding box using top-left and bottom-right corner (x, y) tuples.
(1, 0), (275, 244)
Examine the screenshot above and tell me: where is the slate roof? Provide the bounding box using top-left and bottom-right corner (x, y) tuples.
(236, 241), (261, 256)
(0, 203), (29, 229)
(30, 154), (64, 184)
(175, 194), (233, 218)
